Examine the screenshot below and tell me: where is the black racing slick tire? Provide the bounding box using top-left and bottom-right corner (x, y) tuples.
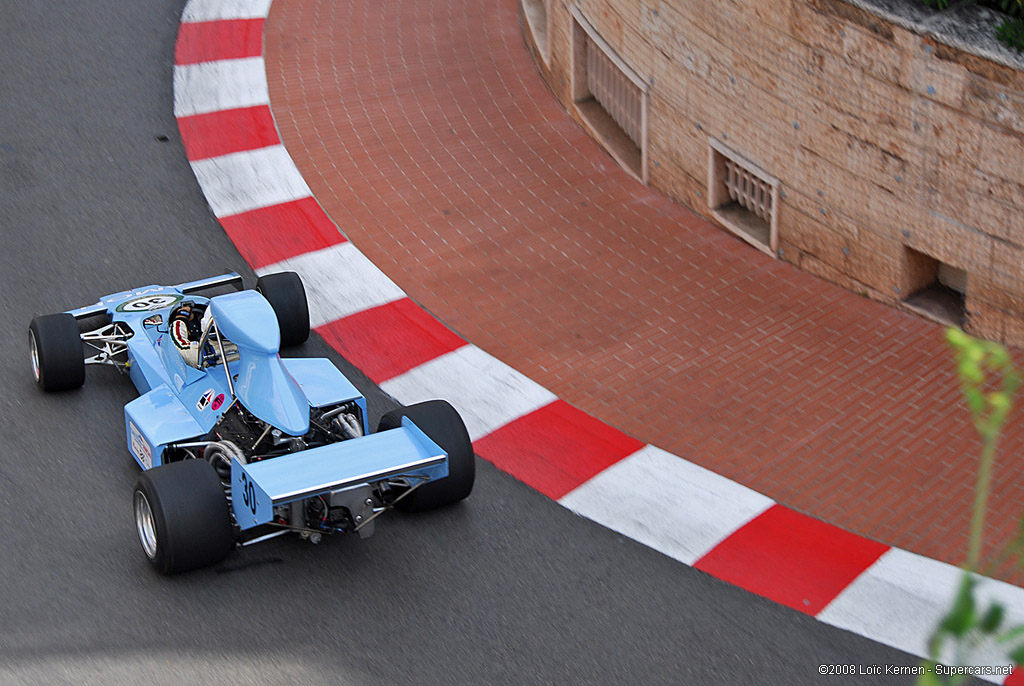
(256, 271), (310, 348)
(133, 460), (234, 574)
(29, 314), (85, 392)
(377, 400), (475, 512)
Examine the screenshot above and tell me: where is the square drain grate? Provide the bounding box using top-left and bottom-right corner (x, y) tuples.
(708, 139), (779, 256)
(571, 7), (648, 182)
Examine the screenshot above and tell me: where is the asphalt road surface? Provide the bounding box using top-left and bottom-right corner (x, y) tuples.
(0, 1), (935, 683)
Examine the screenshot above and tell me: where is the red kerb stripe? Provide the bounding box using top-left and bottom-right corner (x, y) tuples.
(175, 19), (264, 65)
(219, 198), (346, 268)
(177, 106), (280, 161)
(695, 505), (889, 615)
(474, 401), (644, 500)
(315, 300), (467, 383)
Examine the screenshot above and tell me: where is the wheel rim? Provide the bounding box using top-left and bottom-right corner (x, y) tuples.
(134, 491), (158, 560)
(29, 331), (40, 382)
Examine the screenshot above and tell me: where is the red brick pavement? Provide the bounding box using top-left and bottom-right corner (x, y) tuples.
(263, 0), (1024, 584)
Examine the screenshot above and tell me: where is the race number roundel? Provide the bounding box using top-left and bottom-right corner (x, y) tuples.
(116, 294), (182, 312)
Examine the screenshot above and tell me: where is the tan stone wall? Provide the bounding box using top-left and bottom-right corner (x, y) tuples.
(520, 0), (1024, 345)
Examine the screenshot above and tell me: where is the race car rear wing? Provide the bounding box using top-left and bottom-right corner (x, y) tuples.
(230, 417), (449, 530)
(65, 272), (244, 320)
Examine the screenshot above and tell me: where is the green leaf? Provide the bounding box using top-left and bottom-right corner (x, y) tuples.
(961, 361), (984, 384)
(990, 346), (1011, 369)
(965, 388), (985, 416)
(939, 576), (977, 638)
(947, 327), (968, 347)
(1008, 643), (1024, 665)
(916, 667), (943, 686)
(997, 623), (1024, 644)
(980, 603), (1005, 633)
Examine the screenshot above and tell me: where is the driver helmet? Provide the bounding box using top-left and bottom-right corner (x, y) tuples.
(170, 300), (206, 345)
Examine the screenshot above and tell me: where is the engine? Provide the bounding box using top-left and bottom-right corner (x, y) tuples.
(204, 399), (364, 463)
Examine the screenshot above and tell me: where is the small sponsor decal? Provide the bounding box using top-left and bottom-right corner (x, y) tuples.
(196, 388), (215, 411)
(116, 294), (182, 313)
(129, 422), (152, 469)
(211, 393), (225, 411)
(142, 314), (162, 327)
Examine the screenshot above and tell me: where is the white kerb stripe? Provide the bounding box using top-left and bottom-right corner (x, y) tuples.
(381, 346), (557, 441)
(191, 146), (311, 217)
(817, 549), (959, 661)
(173, 58), (269, 118)
(818, 548), (1024, 681)
(181, 0), (273, 22)
(257, 243), (406, 328)
(560, 445), (774, 565)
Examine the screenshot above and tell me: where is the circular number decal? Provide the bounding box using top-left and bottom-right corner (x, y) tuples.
(116, 294), (182, 312)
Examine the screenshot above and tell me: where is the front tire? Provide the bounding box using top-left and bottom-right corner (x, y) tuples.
(133, 460), (234, 574)
(29, 314), (85, 392)
(256, 272), (310, 348)
(377, 400), (475, 512)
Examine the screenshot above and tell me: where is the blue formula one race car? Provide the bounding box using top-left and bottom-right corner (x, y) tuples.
(29, 272), (474, 574)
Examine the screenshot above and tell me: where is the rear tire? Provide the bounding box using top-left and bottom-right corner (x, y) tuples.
(377, 400), (475, 512)
(29, 314), (85, 392)
(256, 272), (310, 348)
(133, 460), (234, 574)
